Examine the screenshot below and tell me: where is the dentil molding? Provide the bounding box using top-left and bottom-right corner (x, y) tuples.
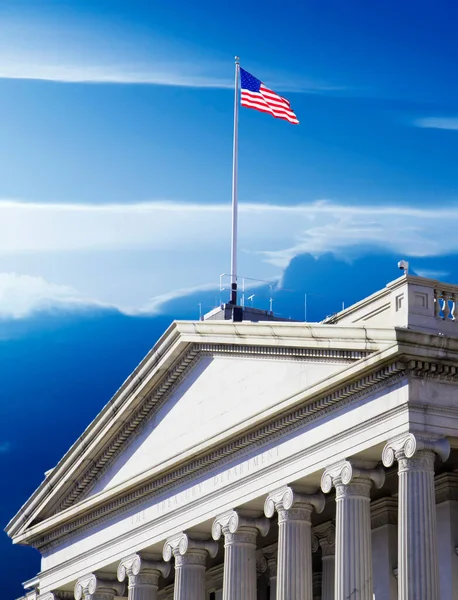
(59, 344), (366, 513)
(34, 362), (404, 551)
(38, 593), (74, 600)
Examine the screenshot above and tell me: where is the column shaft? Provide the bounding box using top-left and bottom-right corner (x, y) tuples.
(335, 479), (373, 600)
(398, 452), (439, 600)
(382, 434), (450, 600)
(276, 507), (313, 600)
(222, 530), (257, 600)
(321, 555), (335, 600)
(174, 552), (207, 600)
(128, 574), (159, 600)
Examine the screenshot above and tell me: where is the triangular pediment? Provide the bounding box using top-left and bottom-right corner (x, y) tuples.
(7, 320), (398, 545)
(86, 351), (352, 498)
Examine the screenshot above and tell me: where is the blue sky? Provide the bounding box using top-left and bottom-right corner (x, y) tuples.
(2, 0), (458, 595)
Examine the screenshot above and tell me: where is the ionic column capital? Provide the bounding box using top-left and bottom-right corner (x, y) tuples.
(163, 532), (218, 564)
(321, 460), (385, 493)
(118, 552), (170, 584)
(74, 574), (124, 600)
(264, 485), (325, 519)
(212, 509), (270, 541)
(382, 433), (450, 467)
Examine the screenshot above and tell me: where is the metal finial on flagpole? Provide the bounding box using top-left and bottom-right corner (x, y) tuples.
(230, 56), (240, 305)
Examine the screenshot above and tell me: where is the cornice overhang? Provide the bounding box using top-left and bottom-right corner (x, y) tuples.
(8, 322), (457, 547)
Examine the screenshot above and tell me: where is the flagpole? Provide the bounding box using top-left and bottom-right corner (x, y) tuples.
(230, 56), (240, 305)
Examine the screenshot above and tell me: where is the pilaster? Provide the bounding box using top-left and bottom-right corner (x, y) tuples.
(370, 497), (398, 600)
(383, 433), (450, 600)
(435, 472), (458, 600)
(212, 509), (270, 600)
(321, 460), (385, 600)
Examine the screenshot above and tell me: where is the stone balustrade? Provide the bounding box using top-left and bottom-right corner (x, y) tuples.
(323, 274), (458, 334)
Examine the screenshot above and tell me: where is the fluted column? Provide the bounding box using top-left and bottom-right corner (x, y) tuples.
(321, 460), (385, 600)
(313, 521), (335, 600)
(74, 574), (125, 600)
(118, 553), (170, 600)
(264, 486), (325, 600)
(163, 533), (218, 600)
(266, 551), (278, 600)
(212, 509), (270, 600)
(312, 573), (322, 600)
(383, 433), (450, 600)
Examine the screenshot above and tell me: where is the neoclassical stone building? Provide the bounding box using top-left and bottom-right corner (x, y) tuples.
(7, 274), (458, 600)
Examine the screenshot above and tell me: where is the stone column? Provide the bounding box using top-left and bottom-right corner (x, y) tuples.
(383, 433), (450, 600)
(321, 460), (385, 600)
(312, 573), (322, 600)
(264, 486), (325, 600)
(313, 521), (335, 600)
(163, 533), (218, 600)
(212, 509), (270, 600)
(208, 564), (224, 600)
(256, 554), (270, 599)
(265, 549), (278, 600)
(118, 553), (171, 600)
(370, 497), (398, 600)
(158, 587), (174, 600)
(435, 473), (458, 600)
(74, 574), (125, 600)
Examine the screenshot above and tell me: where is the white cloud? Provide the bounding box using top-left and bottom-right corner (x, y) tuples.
(412, 269), (450, 280)
(0, 61), (234, 88)
(0, 14), (334, 91)
(1, 198), (458, 319)
(0, 60), (339, 92)
(0, 273), (113, 319)
(413, 117), (458, 131)
(134, 283), (220, 315)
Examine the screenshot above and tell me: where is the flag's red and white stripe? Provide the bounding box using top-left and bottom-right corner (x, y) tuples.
(241, 83), (299, 124)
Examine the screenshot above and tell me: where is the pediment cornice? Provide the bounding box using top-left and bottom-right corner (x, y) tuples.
(9, 322), (458, 548)
(26, 359), (406, 551)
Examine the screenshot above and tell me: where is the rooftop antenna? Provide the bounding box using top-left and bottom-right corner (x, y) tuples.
(398, 259), (409, 275)
(230, 56), (240, 305)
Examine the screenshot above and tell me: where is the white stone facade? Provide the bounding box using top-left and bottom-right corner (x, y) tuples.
(6, 274), (458, 600)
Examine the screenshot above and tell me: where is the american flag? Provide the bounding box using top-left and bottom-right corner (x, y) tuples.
(240, 67), (299, 125)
